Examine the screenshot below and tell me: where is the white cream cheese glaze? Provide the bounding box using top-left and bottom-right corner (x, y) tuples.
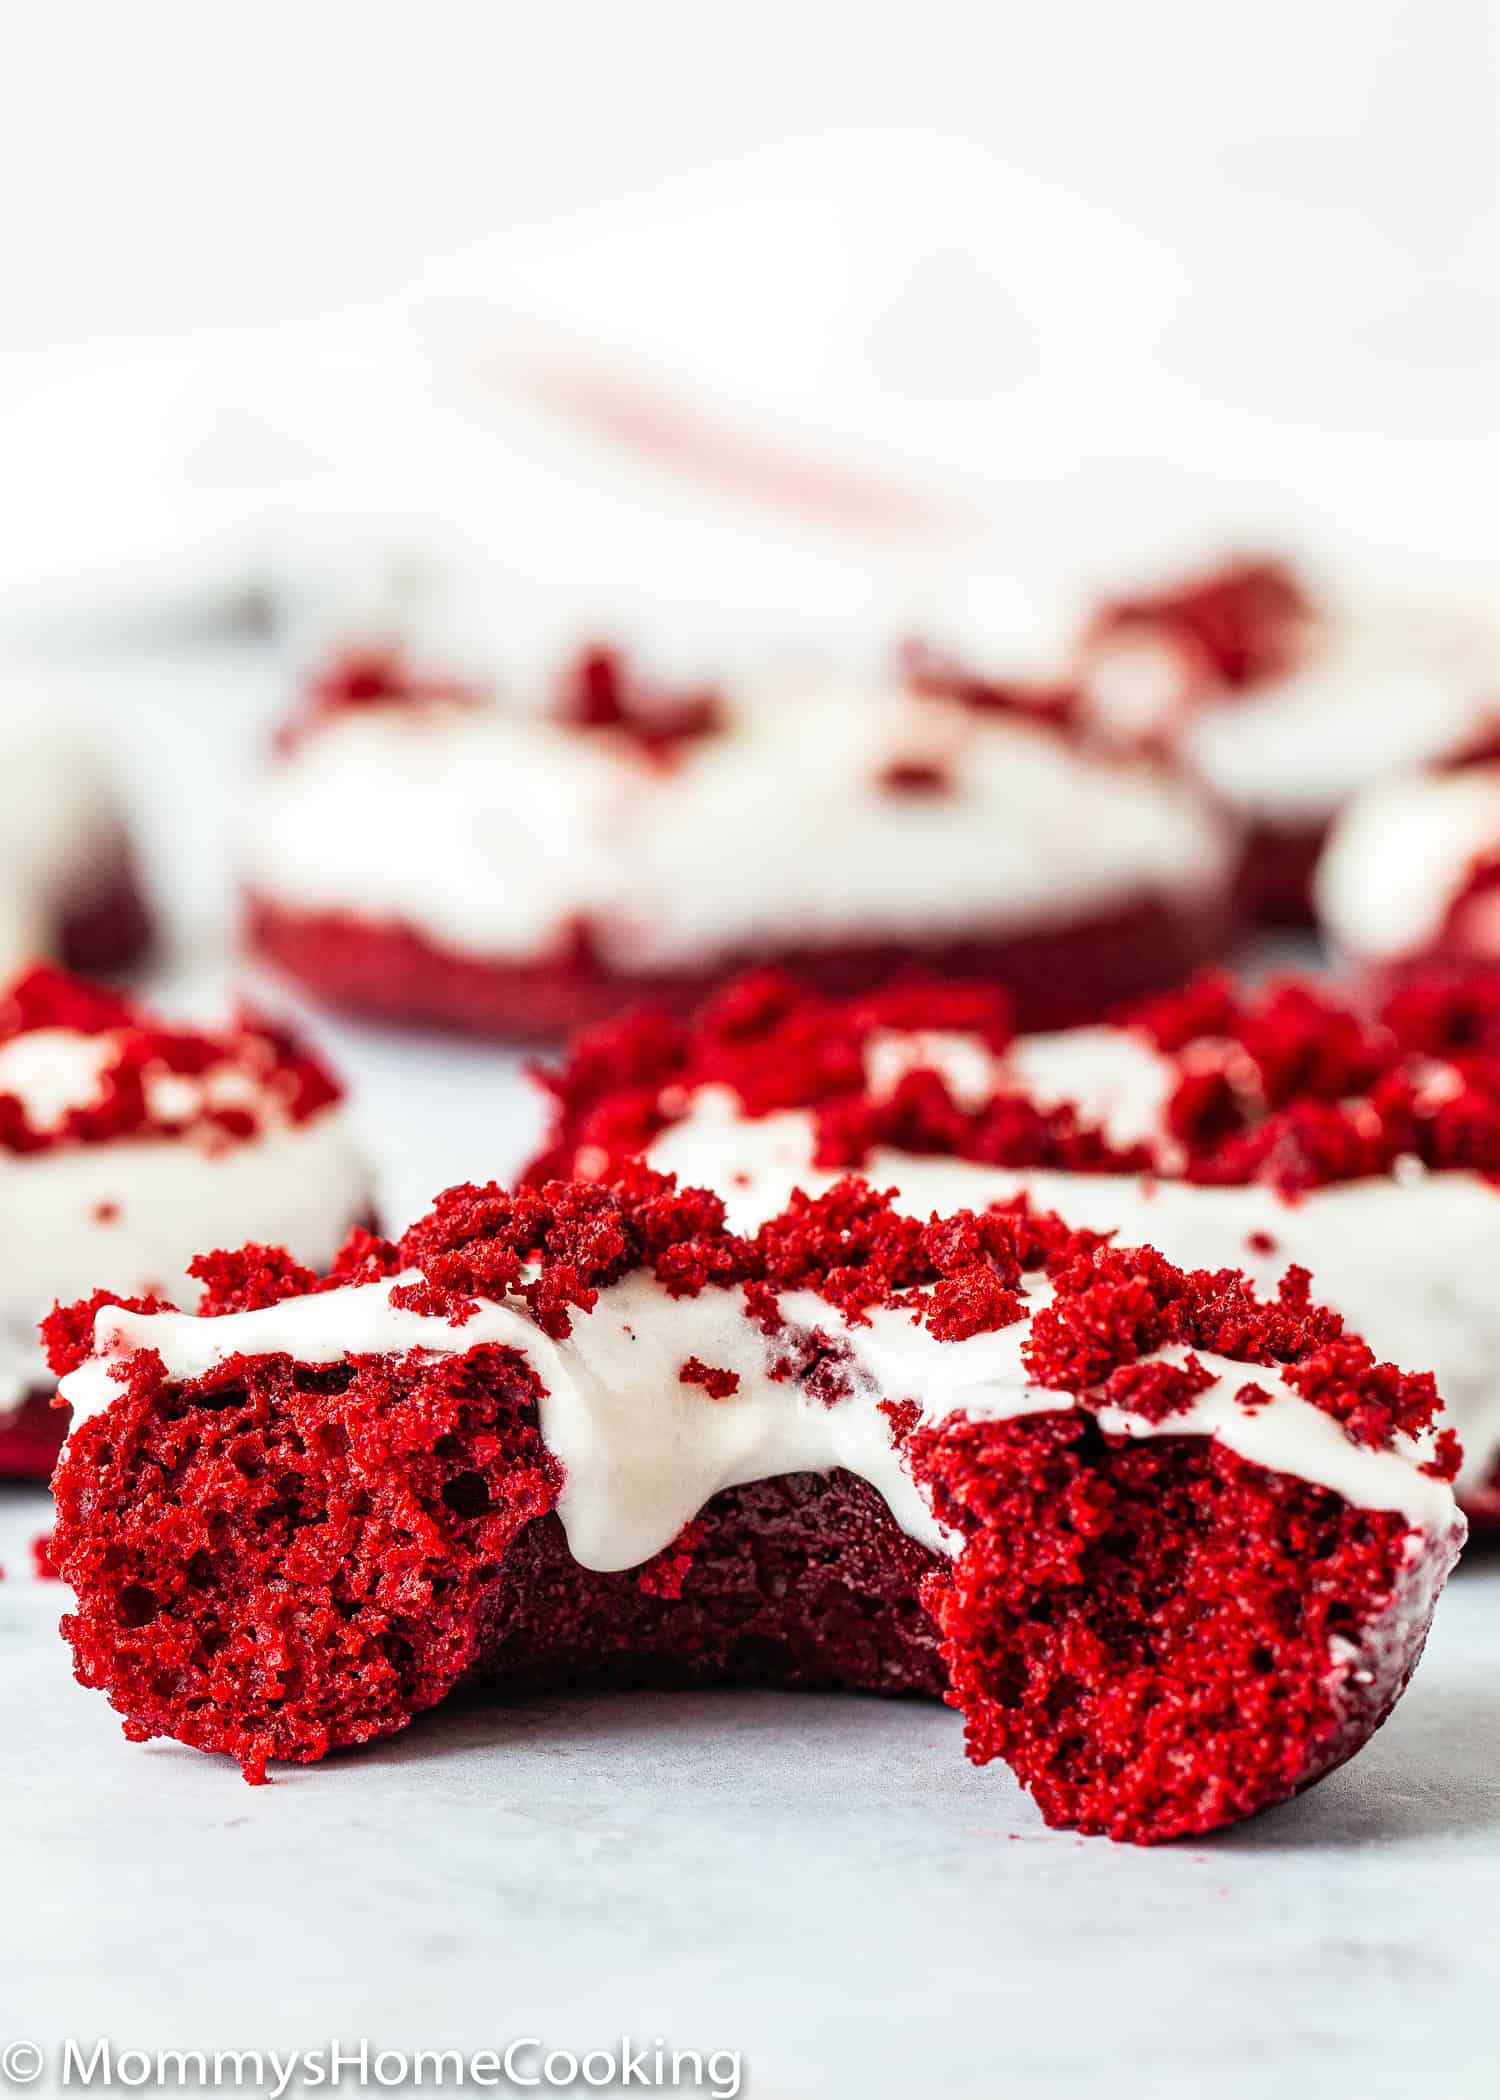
(245, 685), (1234, 968)
(647, 1052), (1500, 1503)
(1315, 764), (1500, 963)
(61, 1262), (1458, 1576)
(1083, 601), (1500, 826)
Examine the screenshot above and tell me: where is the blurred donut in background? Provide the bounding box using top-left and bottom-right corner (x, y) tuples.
(241, 643), (1240, 1038)
(1076, 555), (1500, 922)
(0, 715), (151, 976)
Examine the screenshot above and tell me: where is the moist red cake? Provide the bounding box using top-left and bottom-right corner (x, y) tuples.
(531, 967), (1500, 1525)
(0, 964), (371, 1479)
(50, 1168), (1462, 1843)
(1076, 556), (1500, 922)
(243, 644), (1237, 1036)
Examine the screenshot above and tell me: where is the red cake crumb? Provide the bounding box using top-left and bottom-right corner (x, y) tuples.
(553, 647), (724, 764)
(533, 965), (1500, 1198)
(1083, 557), (1313, 695)
(634, 1518), (709, 1598)
(41, 1288), (174, 1377)
(530, 969), (1014, 1173)
(50, 1171), (1457, 1839)
(0, 966), (343, 1158)
(879, 758), (953, 796)
(903, 642), (1084, 737)
(0, 968), (137, 1037)
(32, 1534), (58, 1580)
(278, 647), (478, 752)
(679, 1357), (741, 1398)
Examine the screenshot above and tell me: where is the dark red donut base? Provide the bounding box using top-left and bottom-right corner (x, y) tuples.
(1235, 819), (1327, 927)
(57, 845), (153, 978)
(247, 890), (1237, 1040)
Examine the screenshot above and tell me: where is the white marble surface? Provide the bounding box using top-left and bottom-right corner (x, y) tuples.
(1, 637), (1498, 2098)
(3, 1506), (1498, 2100)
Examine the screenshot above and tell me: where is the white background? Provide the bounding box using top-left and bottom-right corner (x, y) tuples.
(4, 0), (1500, 658)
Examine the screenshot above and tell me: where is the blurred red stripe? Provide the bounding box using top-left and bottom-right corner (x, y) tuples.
(493, 348), (972, 539)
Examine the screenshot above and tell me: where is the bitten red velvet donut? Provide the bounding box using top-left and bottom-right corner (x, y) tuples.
(0, 966), (371, 1478)
(49, 1169), (1461, 1843)
(533, 967), (1500, 1525)
(243, 645), (1236, 1037)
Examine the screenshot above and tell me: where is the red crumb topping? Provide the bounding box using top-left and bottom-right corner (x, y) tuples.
(553, 647), (724, 764)
(278, 647), (479, 751)
(189, 1245), (321, 1316)
(679, 1357), (741, 1399)
(42, 1287), (175, 1376)
(903, 640), (1085, 737)
(1083, 557), (1312, 695)
(0, 966), (342, 1157)
(32, 1534), (59, 1580)
(533, 965), (1500, 1197)
(56, 1166), (1449, 1465)
(0, 969), (138, 1037)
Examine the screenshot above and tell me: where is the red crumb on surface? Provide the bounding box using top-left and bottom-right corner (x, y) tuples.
(679, 1357), (741, 1399)
(48, 1168), (1457, 1838)
(534, 964), (1500, 1197)
(32, 1533), (59, 1579)
(0, 965), (342, 1157)
(188, 1245), (321, 1317)
(553, 647), (724, 764)
(923, 1263), (1026, 1342)
(56, 1168), (1447, 1469)
(1082, 557), (1313, 695)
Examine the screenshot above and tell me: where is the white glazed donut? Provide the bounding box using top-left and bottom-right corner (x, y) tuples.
(243, 645), (1237, 1037)
(0, 965), (372, 1478)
